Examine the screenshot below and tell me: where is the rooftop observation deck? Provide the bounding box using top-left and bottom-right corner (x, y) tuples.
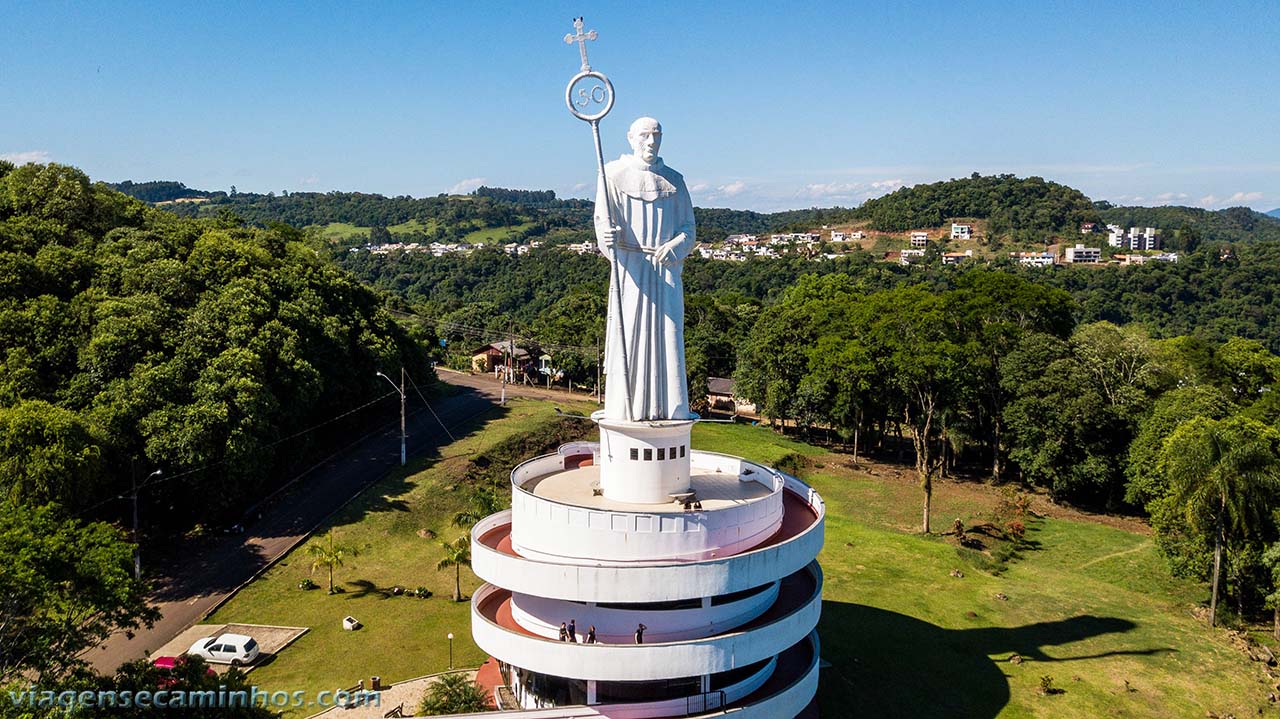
(479, 488), (816, 562)
(525, 464), (773, 514)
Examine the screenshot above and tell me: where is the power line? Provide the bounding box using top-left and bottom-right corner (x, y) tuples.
(73, 389), (399, 519)
(405, 370), (456, 443)
(388, 308), (601, 354)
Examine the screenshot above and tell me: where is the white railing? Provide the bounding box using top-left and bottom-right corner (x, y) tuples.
(470, 563), (823, 682)
(508, 451), (786, 563)
(508, 580), (780, 643)
(471, 474), (825, 603)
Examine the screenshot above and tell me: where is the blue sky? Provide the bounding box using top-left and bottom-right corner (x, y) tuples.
(3, 1), (1278, 212)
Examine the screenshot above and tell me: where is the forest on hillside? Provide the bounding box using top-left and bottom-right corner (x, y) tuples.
(1, 162), (432, 525)
(119, 173), (1280, 250)
(851, 173), (1099, 237)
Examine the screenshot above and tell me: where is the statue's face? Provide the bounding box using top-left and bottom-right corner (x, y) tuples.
(628, 120), (662, 164)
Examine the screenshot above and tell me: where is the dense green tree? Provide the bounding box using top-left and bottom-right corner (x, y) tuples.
(0, 502), (157, 684)
(946, 271), (1075, 480)
(870, 287), (969, 532)
(1125, 385), (1234, 508)
(0, 401), (105, 506)
(1157, 416), (1280, 626)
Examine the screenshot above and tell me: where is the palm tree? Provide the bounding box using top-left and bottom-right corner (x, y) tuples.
(452, 486), (503, 529)
(1160, 416), (1280, 627)
(418, 672), (488, 715)
(437, 535), (471, 602)
(308, 529), (359, 594)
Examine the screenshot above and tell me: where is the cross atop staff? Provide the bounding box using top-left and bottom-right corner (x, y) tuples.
(564, 17), (598, 72)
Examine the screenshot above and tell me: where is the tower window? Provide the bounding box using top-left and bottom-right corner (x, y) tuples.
(657, 448), (666, 460)
(669, 446), (676, 458)
(630, 448), (638, 461)
(643, 448), (652, 461)
(680, 445), (686, 457)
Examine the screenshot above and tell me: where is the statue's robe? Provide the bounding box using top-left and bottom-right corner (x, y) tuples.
(593, 154), (697, 421)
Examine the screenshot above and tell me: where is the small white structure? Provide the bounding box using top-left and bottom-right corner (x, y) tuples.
(1126, 227), (1161, 251)
(1011, 251), (1056, 268)
(942, 249), (973, 265)
(1065, 244), (1102, 263)
(909, 231), (929, 248)
(950, 223), (972, 240)
(1107, 224), (1126, 247)
(899, 248), (926, 265)
(849, 231), (866, 240)
(830, 231), (847, 242)
(343, 616), (361, 631)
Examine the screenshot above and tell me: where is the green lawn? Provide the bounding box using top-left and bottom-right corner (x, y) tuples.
(311, 222), (368, 243)
(210, 404), (1267, 718)
(206, 398), (596, 716)
(309, 219), (532, 247)
(460, 221), (535, 245)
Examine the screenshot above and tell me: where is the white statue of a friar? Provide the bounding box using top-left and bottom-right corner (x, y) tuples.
(594, 117), (697, 422)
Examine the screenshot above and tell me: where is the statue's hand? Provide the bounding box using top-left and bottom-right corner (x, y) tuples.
(598, 225), (620, 248)
(652, 237), (682, 267)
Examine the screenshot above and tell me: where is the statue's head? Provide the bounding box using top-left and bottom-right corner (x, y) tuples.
(627, 117), (662, 164)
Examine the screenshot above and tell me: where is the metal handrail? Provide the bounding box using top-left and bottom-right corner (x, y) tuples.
(686, 690), (727, 715)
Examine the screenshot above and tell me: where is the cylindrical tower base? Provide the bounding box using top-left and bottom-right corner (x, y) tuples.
(593, 413), (696, 504)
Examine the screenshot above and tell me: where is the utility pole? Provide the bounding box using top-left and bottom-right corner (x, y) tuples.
(399, 367), (407, 466)
(131, 468), (163, 579)
(376, 370), (407, 466)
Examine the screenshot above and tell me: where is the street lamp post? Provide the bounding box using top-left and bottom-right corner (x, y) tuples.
(376, 369), (407, 466)
(131, 468), (163, 579)
(447, 632), (454, 669)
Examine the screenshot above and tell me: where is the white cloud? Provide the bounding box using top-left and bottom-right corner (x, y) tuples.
(1154, 192), (1189, 202)
(446, 177), (486, 195)
(869, 178), (905, 190)
(299, 175), (320, 186)
(795, 178), (904, 204)
(572, 182), (589, 192)
(689, 182), (709, 193)
(1227, 191), (1264, 204)
(717, 180), (747, 197)
(1, 150), (51, 164)
(1197, 191), (1265, 208)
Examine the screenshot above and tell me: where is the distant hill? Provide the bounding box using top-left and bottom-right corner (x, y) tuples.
(850, 173), (1099, 241)
(107, 180), (221, 203)
(1096, 204), (1280, 246)
(1268, 208), (1280, 219)
(117, 174), (1280, 249)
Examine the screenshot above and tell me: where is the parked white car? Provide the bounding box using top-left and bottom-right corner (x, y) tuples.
(186, 633), (260, 666)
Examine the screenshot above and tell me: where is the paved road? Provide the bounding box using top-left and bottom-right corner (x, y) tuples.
(87, 372), (592, 674)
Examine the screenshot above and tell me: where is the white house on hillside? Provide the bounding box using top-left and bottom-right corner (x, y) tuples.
(1065, 244), (1102, 263)
(950, 223), (972, 240)
(909, 232), (929, 248)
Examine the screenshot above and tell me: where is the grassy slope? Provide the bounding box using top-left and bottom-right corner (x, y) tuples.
(211, 408), (1265, 718)
(309, 219), (532, 246)
(206, 398), (597, 716)
(692, 423), (1261, 718)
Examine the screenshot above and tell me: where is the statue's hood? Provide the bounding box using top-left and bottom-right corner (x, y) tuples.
(607, 154), (682, 201)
